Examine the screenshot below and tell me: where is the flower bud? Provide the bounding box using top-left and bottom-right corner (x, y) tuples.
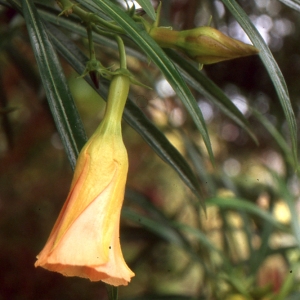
(35, 74), (134, 286)
(150, 26), (259, 64)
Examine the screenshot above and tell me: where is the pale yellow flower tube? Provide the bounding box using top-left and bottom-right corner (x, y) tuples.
(35, 74), (134, 286)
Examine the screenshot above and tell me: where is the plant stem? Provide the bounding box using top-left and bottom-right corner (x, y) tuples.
(57, 0), (125, 34)
(86, 24), (96, 59)
(115, 35), (126, 69)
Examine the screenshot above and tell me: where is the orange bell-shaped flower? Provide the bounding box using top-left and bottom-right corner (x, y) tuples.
(35, 74), (134, 286)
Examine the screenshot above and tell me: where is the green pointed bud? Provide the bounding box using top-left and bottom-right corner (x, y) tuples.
(150, 26), (259, 65)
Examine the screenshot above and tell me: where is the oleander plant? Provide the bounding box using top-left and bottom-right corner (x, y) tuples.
(1, 0), (300, 299)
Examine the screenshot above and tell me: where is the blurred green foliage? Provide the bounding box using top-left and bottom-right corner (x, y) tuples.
(1, 0), (300, 299)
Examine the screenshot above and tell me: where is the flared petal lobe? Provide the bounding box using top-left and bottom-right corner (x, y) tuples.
(35, 75), (134, 286)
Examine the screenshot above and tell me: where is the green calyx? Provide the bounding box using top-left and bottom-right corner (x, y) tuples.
(115, 68), (151, 89)
(79, 59), (114, 81)
(79, 61), (150, 89)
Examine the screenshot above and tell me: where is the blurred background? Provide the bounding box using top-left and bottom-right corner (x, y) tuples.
(1, 0), (300, 299)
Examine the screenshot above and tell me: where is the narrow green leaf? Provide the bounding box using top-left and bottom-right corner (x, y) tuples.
(123, 190), (221, 276)
(21, 0), (86, 169)
(184, 138), (217, 195)
(124, 100), (203, 201)
(270, 171), (300, 249)
(42, 2), (258, 147)
(171, 221), (233, 274)
(207, 197), (288, 231)
(123, 295), (196, 300)
(125, 189), (198, 241)
(14, 0), (204, 201)
(0, 0), (6, 5)
(172, 221), (221, 255)
(165, 49), (257, 144)
(248, 216), (274, 274)
(46, 23), (203, 202)
(39, 4), (147, 63)
(135, 0), (156, 20)
(252, 109), (294, 168)
(2, 0), (17, 9)
(279, 0), (300, 12)
(122, 207), (189, 248)
(77, 0), (214, 163)
(221, 0), (298, 165)
(39, 3), (256, 145)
